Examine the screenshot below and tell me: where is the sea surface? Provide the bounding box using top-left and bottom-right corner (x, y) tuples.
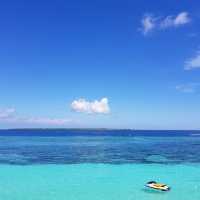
(0, 129), (200, 200)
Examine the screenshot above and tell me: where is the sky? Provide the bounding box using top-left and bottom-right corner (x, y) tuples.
(0, 0), (200, 129)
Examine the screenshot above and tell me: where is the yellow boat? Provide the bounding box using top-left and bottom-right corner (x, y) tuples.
(146, 181), (170, 191)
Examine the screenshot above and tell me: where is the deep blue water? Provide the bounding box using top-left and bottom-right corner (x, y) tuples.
(0, 129), (199, 137)
(0, 129), (200, 165)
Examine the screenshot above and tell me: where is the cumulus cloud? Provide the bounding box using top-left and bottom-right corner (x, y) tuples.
(176, 83), (200, 93)
(140, 12), (191, 35)
(185, 51), (200, 70)
(0, 108), (15, 119)
(71, 97), (110, 114)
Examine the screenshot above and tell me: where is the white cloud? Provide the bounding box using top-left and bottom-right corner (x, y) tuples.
(174, 12), (190, 26)
(1, 115), (72, 126)
(185, 51), (200, 70)
(140, 12), (191, 35)
(0, 108), (72, 126)
(176, 83), (200, 93)
(160, 16), (174, 28)
(161, 12), (190, 28)
(141, 14), (156, 35)
(0, 108), (15, 119)
(22, 117), (72, 126)
(71, 97), (110, 114)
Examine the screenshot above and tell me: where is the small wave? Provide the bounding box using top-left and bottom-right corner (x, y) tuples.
(190, 134), (200, 136)
(145, 155), (170, 163)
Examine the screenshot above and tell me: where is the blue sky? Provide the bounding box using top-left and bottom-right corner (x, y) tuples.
(0, 0), (200, 129)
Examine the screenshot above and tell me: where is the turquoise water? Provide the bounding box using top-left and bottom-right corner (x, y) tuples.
(0, 164), (200, 200)
(0, 130), (200, 199)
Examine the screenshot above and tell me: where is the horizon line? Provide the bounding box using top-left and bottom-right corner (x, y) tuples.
(0, 128), (199, 131)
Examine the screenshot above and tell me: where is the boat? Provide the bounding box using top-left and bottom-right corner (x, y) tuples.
(145, 181), (170, 191)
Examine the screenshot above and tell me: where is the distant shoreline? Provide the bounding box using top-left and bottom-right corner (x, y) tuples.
(0, 128), (199, 131)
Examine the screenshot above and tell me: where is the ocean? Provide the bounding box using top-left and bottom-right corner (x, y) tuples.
(0, 129), (200, 200)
